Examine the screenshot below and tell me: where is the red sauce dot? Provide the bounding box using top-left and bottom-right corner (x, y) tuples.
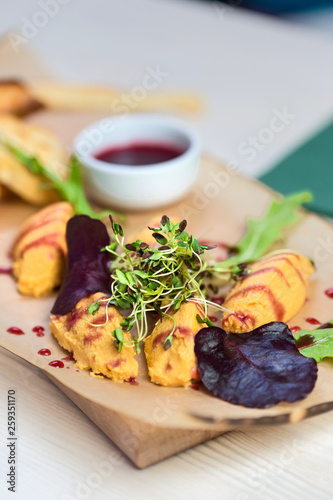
(7, 327), (25, 335)
(208, 316), (218, 323)
(290, 326), (301, 334)
(38, 348), (51, 356)
(306, 317), (321, 325)
(0, 267), (12, 274)
(32, 325), (45, 336)
(125, 377), (139, 386)
(49, 360), (64, 368)
(76, 369), (80, 372)
(66, 366), (70, 369)
(325, 288), (333, 298)
(212, 297), (225, 305)
(190, 384), (200, 391)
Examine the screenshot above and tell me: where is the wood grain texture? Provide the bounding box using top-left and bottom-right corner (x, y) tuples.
(1, 347), (333, 500)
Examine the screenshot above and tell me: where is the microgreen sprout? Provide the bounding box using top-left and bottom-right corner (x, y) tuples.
(88, 301), (100, 315)
(103, 215), (231, 353)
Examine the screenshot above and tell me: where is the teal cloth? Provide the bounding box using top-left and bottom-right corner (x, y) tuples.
(259, 120), (333, 216)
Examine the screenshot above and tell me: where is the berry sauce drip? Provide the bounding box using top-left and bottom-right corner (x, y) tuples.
(290, 326), (301, 334)
(61, 352), (74, 362)
(190, 384), (200, 391)
(38, 348), (51, 356)
(7, 327), (25, 335)
(0, 267), (12, 274)
(212, 297), (225, 305)
(306, 317), (321, 325)
(325, 288), (333, 298)
(125, 377), (139, 386)
(49, 360), (64, 368)
(33, 325), (45, 337)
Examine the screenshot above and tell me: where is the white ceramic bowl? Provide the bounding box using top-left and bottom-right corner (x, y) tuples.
(73, 113), (201, 211)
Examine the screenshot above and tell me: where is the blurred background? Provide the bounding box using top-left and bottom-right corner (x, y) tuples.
(207, 0), (333, 15)
(1, 0), (333, 213)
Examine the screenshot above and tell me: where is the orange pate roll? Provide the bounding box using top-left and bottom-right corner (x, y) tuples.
(222, 252), (314, 333)
(50, 293), (138, 381)
(12, 202), (73, 297)
(144, 301), (207, 387)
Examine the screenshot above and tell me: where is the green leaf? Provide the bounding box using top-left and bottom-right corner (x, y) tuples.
(149, 251), (162, 261)
(4, 143), (124, 221)
(132, 270), (148, 279)
(134, 338), (141, 354)
(173, 299), (182, 311)
(175, 231), (188, 240)
(113, 327), (124, 342)
(177, 241), (187, 248)
(117, 283), (127, 293)
(88, 301), (100, 315)
(217, 192), (312, 269)
(117, 298), (131, 309)
(160, 215), (173, 234)
(108, 299), (118, 306)
(172, 276), (183, 288)
(116, 269), (129, 285)
(196, 314), (215, 327)
(126, 272), (136, 286)
(204, 317), (216, 327)
(147, 282), (160, 290)
(152, 232), (168, 245)
(163, 336), (173, 350)
(191, 238), (202, 254)
(293, 327), (333, 362)
(127, 320), (135, 331)
(108, 241), (119, 253)
(112, 221), (124, 236)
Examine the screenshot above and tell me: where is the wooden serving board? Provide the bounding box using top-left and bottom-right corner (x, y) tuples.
(1, 111), (333, 468)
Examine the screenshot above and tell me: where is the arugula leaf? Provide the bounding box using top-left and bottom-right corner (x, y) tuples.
(294, 327), (333, 362)
(217, 191), (312, 269)
(5, 142), (123, 221)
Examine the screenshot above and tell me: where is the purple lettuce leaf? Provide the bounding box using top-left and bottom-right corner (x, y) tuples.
(194, 322), (318, 409)
(51, 215), (112, 315)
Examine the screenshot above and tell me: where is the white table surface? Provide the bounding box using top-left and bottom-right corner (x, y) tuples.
(1, 1), (333, 499)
